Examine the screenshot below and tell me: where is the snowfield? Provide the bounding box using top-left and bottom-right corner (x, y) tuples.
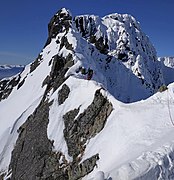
(83, 83), (174, 180)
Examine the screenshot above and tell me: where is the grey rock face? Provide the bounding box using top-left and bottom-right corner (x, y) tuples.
(30, 54), (43, 73)
(9, 100), (54, 180)
(9, 99), (69, 180)
(68, 154), (99, 180)
(42, 54), (73, 94)
(0, 174), (5, 180)
(59, 36), (73, 51)
(74, 16), (109, 54)
(8, 88), (112, 180)
(0, 75), (21, 102)
(45, 8), (72, 47)
(58, 84), (70, 105)
(63, 89), (113, 158)
(74, 16), (97, 38)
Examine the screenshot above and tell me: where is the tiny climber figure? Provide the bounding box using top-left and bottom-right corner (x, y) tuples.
(76, 66), (87, 75)
(80, 67), (87, 75)
(87, 68), (93, 80)
(76, 66), (93, 80)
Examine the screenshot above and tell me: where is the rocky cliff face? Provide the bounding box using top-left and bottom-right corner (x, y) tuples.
(158, 57), (174, 85)
(8, 88), (112, 180)
(0, 8), (170, 180)
(74, 13), (164, 95)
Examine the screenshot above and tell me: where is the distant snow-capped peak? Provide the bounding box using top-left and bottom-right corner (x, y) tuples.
(0, 64), (24, 69)
(0, 64), (24, 79)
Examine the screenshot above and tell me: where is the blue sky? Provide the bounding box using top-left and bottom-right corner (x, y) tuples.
(0, 0), (173, 65)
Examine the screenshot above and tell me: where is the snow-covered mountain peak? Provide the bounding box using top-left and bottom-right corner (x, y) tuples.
(1, 9), (173, 180)
(1, 8), (163, 104)
(56, 7), (71, 16)
(72, 12), (163, 101)
(104, 12), (139, 27)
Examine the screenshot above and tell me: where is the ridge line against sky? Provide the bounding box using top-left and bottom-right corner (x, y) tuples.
(0, 0), (174, 65)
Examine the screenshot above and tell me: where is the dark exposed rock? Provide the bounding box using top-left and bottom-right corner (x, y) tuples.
(0, 75), (21, 102)
(94, 37), (109, 54)
(45, 55), (67, 92)
(64, 54), (74, 69)
(117, 53), (128, 61)
(63, 89), (113, 158)
(59, 36), (73, 51)
(42, 54), (73, 93)
(68, 154), (99, 180)
(8, 97), (70, 180)
(58, 84), (70, 105)
(106, 56), (112, 64)
(17, 77), (26, 90)
(0, 173), (5, 180)
(9, 100), (54, 180)
(74, 16), (97, 38)
(74, 16), (109, 54)
(30, 54), (43, 73)
(75, 17), (87, 37)
(89, 35), (109, 54)
(89, 35), (96, 44)
(8, 88), (112, 180)
(44, 8), (72, 47)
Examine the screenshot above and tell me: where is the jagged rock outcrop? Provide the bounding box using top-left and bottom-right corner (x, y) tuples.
(63, 89), (113, 158)
(58, 84), (70, 105)
(45, 8), (72, 47)
(9, 88), (112, 179)
(0, 75), (21, 102)
(42, 54), (73, 93)
(74, 14), (164, 94)
(9, 100), (54, 179)
(158, 57), (174, 85)
(30, 54), (43, 73)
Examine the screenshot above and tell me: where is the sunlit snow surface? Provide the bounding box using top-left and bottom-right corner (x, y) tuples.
(83, 83), (174, 179)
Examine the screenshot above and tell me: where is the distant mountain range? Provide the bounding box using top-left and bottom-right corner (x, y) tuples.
(0, 65), (24, 79)
(1, 8), (174, 180)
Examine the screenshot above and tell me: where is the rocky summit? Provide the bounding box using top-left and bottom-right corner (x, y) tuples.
(1, 8), (174, 180)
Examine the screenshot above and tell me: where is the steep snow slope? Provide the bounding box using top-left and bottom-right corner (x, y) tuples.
(0, 8), (173, 180)
(83, 83), (174, 180)
(0, 65), (24, 79)
(74, 13), (164, 99)
(0, 40), (57, 174)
